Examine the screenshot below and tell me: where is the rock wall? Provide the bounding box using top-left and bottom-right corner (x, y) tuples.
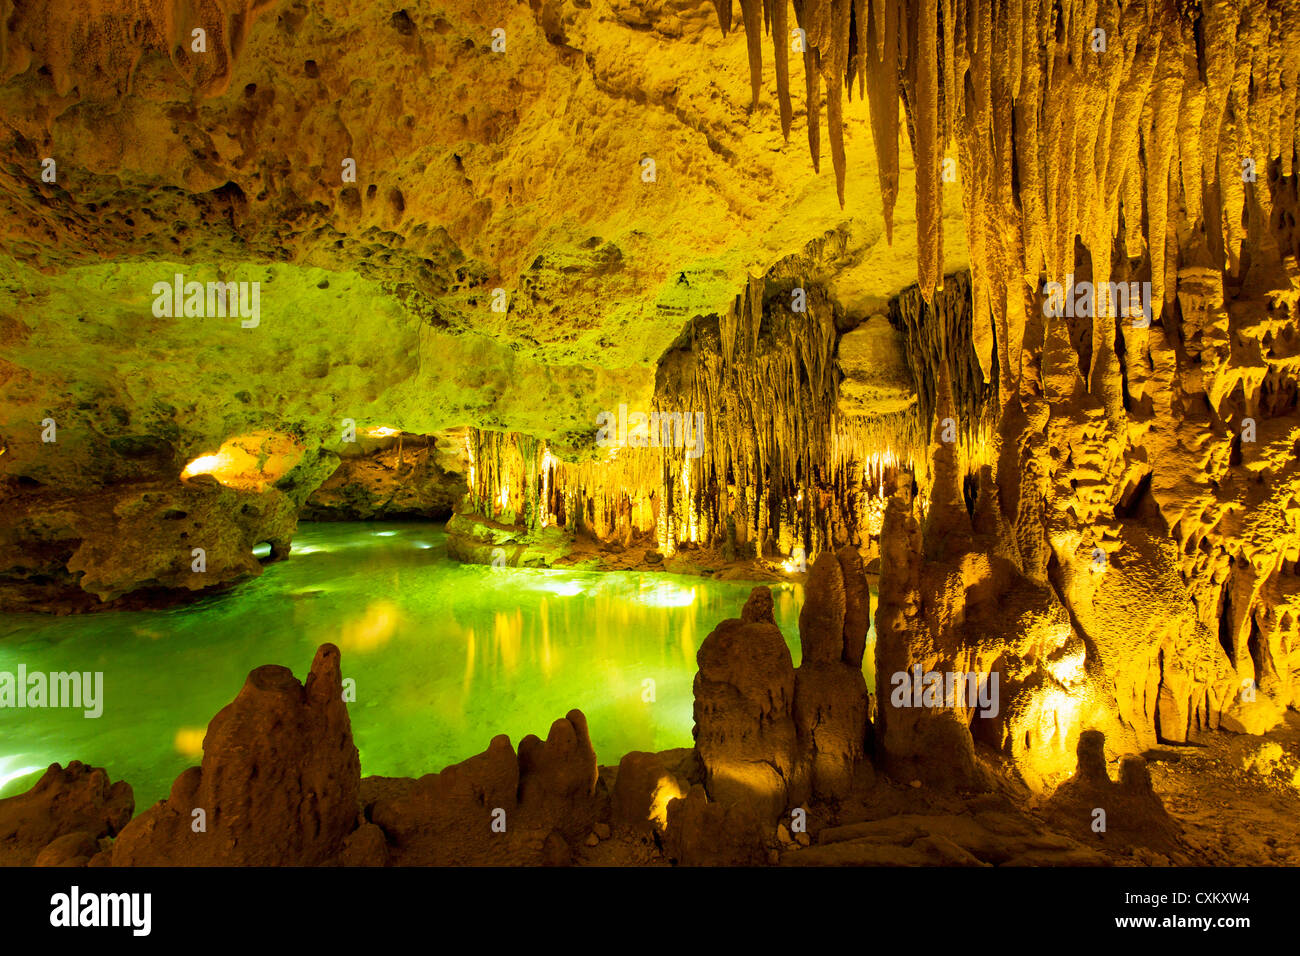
(0, 0), (965, 607)
(301, 432), (465, 521)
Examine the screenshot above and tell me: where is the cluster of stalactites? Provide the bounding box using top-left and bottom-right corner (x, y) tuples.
(888, 271), (996, 482)
(463, 427), (664, 543)
(656, 272), (924, 558)
(719, 0), (1300, 378)
(461, 272), (926, 560)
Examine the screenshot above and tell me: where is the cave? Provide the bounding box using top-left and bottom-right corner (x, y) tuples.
(0, 0), (1298, 898)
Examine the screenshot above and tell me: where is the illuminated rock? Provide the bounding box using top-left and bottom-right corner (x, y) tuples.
(610, 750), (688, 835)
(836, 317), (917, 419)
(692, 613), (801, 821)
(663, 784), (767, 867)
(1044, 730), (1184, 859)
(793, 549), (871, 799)
(302, 434), (465, 520)
(0, 478), (298, 610)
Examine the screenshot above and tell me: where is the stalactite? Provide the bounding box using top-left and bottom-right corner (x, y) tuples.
(793, 0), (823, 172)
(853, 0), (868, 99)
(712, 0), (735, 35)
(773, 0), (794, 138)
(459, 267), (946, 564)
(864, 0), (899, 239)
(741, 0), (765, 108)
(910, 0), (942, 301)
(824, 0), (852, 205)
(712, 0), (1300, 341)
(888, 271), (996, 482)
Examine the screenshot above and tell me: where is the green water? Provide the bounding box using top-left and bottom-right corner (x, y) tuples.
(0, 521), (870, 808)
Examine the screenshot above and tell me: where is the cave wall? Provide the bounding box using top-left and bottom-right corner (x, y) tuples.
(711, 0), (1300, 786)
(0, 0), (969, 607)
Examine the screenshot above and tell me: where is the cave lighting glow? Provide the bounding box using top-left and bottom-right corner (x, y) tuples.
(637, 581), (697, 608)
(181, 452), (225, 479)
(173, 728), (206, 758)
(535, 579), (586, 598)
(781, 546), (807, 574)
(0, 756), (42, 793)
(179, 430), (304, 491)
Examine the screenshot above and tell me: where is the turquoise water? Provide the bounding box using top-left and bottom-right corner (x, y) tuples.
(0, 522), (858, 808)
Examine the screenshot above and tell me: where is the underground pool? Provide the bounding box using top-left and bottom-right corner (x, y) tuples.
(0, 521), (878, 807)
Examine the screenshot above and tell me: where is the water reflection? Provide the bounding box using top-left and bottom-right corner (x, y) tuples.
(0, 522), (873, 807)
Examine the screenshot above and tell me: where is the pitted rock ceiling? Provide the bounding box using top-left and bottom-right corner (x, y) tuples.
(0, 0), (964, 478)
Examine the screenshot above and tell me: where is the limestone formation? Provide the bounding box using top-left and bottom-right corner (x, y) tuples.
(793, 550), (871, 799)
(662, 784), (768, 866)
(516, 710), (600, 841)
(368, 710), (599, 865)
(1, 0), (1299, 873)
(1044, 730), (1185, 858)
(111, 643), (360, 866)
(0, 478), (297, 611)
(692, 612), (802, 821)
(0, 761), (133, 866)
(610, 751), (688, 835)
(367, 736), (522, 866)
(301, 433), (465, 521)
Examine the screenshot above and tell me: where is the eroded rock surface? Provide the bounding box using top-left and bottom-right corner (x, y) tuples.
(793, 550), (871, 799)
(692, 596), (802, 821)
(0, 761), (132, 866)
(368, 709), (599, 865)
(111, 643), (359, 866)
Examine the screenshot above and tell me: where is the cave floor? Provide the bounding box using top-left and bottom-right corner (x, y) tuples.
(1146, 713), (1300, 866)
(563, 721), (1300, 867)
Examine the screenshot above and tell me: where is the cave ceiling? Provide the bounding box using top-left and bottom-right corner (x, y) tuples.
(0, 0), (965, 478)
